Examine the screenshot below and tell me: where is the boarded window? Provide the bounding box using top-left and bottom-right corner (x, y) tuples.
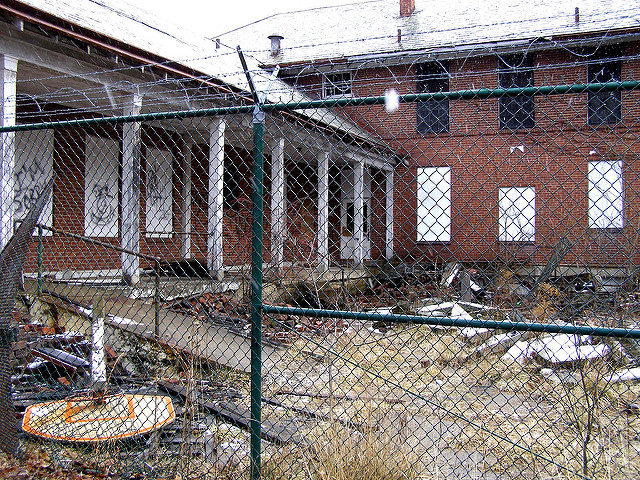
(15, 129), (54, 235)
(417, 62), (449, 134)
(145, 148), (174, 237)
(84, 135), (119, 238)
(499, 187), (535, 242)
(588, 160), (623, 229)
(417, 167), (451, 242)
(499, 54), (534, 130)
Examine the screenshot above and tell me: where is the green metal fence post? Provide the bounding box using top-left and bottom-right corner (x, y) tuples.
(249, 119), (264, 480)
(238, 45), (265, 480)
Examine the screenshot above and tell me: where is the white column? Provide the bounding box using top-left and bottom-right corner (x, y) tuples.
(0, 55), (17, 249)
(385, 169), (394, 260)
(181, 139), (192, 259)
(270, 138), (285, 268)
(207, 119), (225, 277)
(121, 93), (142, 285)
(317, 150), (329, 271)
(353, 160), (364, 264)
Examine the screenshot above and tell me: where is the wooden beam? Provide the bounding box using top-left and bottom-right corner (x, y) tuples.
(0, 55), (17, 249)
(181, 139), (192, 259)
(353, 160), (364, 264)
(385, 169), (394, 260)
(121, 93), (142, 285)
(317, 150), (329, 270)
(270, 138), (286, 268)
(207, 119), (225, 277)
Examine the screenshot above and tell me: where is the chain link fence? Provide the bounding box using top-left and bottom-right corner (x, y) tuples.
(2, 45), (640, 480)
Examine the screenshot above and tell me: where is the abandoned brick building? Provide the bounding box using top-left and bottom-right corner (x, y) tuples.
(219, 0), (640, 273)
(1, 0), (639, 283)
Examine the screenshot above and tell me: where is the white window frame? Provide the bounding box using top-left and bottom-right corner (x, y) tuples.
(417, 167), (451, 242)
(322, 72), (352, 99)
(588, 160), (623, 229)
(498, 187), (536, 242)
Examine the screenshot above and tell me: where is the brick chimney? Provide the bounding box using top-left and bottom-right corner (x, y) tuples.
(400, 0), (415, 17)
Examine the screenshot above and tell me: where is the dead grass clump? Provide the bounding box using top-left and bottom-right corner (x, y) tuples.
(308, 423), (418, 480)
(261, 421), (418, 480)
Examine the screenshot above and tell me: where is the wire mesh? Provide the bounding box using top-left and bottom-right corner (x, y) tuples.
(2, 37), (640, 480)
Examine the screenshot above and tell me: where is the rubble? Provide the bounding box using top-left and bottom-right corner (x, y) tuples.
(605, 367), (640, 384)
(466, 332), (532, 360)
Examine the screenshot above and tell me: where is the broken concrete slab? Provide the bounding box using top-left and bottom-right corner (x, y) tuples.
(417, 302), (455, 316)
(450, 303), (473, 321)
(606, 367), (640, 383)
(502, 341), (535, 364)
(534, 343), (609, 366)
(459, 327), (492, 344)
(465, 331), (532, 360)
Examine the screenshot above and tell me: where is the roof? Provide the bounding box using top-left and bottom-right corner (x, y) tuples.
(216, 0), (640, 66)
(8, 0), (388, 152)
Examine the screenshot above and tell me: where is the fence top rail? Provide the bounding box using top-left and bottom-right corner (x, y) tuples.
(1, 80), (639, 133)
(263, 305), (640, 340)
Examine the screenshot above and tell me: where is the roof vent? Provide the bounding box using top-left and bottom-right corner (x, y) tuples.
(268, 35), (284, 56)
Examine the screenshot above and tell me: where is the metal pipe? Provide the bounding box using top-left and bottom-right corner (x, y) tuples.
(238, 43), (266, 480)
(2, 81), (639, 133)
(249, 122), (265, 480)
(36, 224), (160, 264)
(262, 305), (640, 339)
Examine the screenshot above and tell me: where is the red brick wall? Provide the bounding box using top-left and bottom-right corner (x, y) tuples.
(291, 43), (640, 267)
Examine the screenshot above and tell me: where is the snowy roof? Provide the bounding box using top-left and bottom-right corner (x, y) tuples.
(10, 0), (386, 149)
(216, 0), (640, 66)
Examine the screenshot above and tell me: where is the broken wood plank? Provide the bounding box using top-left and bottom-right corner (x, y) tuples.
(272, 388), (405, 404)
(157, 380), (303, 445)
(32, 346), (90, 372)
(261, 396), (375, 432)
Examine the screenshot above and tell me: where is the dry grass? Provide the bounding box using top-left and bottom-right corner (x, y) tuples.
(261, 420), (418, 480)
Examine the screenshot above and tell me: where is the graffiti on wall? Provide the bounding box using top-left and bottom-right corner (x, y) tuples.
(14, 129), (54, 234)
(145, 148), (173, 237)
(84, 135), (119, 237)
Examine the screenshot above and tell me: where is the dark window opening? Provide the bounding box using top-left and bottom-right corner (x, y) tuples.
(224, 159), (240, 207)
(499, 54), (534, 130)
(323, 72), (352, 98)
(417, 61), (449, 134)
(345, 201), (369, 235)
(588, 48), (622, 126)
